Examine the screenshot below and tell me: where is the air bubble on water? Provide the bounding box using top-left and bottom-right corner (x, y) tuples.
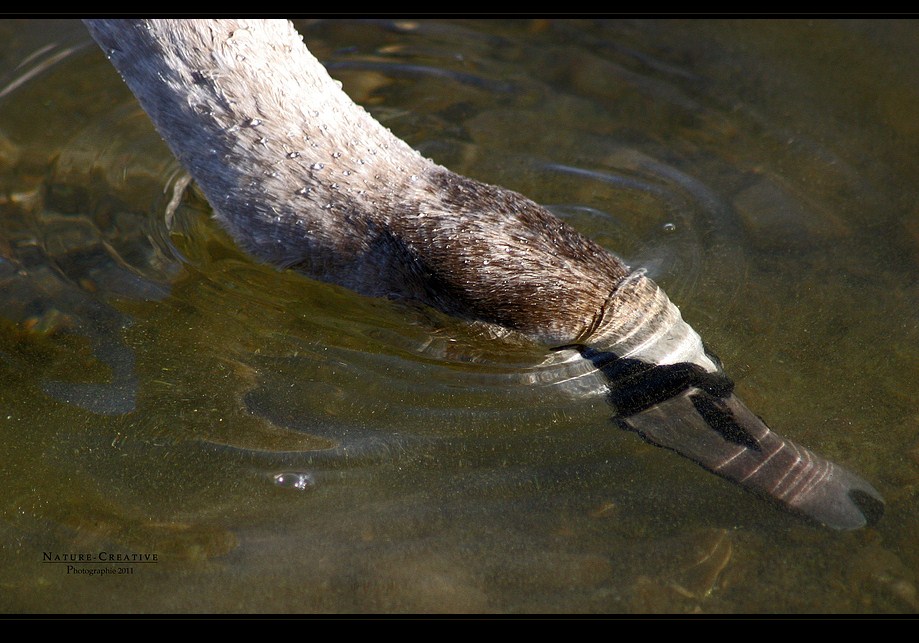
(273, 472), (315, 491)
(662, 222), (677, 233)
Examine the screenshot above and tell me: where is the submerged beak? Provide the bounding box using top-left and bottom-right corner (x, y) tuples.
(620, 388), (885, 530)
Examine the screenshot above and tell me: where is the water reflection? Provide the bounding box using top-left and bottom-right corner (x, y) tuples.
(0, 19), (917, 613)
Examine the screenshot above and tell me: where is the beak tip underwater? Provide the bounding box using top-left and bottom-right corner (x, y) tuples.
(848, 488), (886, 528)
(618, 387), (885, 531)
(794, 476), (885, 531)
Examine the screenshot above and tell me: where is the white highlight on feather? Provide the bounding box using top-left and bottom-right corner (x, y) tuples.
(591, 271), (718, 373)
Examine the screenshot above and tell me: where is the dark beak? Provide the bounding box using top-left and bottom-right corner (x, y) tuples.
(620, 388), (885, 530)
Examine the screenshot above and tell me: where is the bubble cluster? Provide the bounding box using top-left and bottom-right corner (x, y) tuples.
(273, 472), (315, 491)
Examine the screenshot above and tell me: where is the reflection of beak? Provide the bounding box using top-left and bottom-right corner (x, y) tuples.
(619, 388), (885, 530)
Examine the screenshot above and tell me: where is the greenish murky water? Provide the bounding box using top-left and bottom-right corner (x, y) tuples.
(0, 19), (917, 614)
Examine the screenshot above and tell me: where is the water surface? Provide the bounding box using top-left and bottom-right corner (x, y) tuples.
(0, 19), (917, 613)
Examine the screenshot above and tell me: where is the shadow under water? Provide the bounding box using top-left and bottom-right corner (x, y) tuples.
(0, 19), (917, 613)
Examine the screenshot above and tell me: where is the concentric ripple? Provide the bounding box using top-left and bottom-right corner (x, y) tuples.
(0, 19), (914, 614)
